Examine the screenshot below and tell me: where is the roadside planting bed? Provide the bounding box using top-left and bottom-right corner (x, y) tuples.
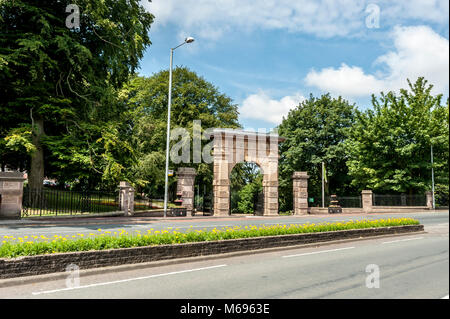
(0, 218), (420, 258)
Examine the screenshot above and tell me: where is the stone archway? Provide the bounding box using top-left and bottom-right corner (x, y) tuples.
(212, 129), (284, 216)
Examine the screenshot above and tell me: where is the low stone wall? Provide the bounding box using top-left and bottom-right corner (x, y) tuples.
(369, 206), (431, 213)
(0, 225), (423, 279)
(24, 211), (125, 221)
(132, 210), (165, 217)
(309, 207), (364, 214)
(308, 206), (430, 215)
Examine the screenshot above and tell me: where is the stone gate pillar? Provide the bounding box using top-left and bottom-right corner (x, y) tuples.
(362, 190), (373, 213)
(292, 172), (309, 215)
(213, 178), (230, 216)
(262, 159), (280, 216)
(176, 167), (197, 216)
(119, 181), (134, 216)
(212, 130), (233, 217)
(263, 180), (279, 215)
(0, 172), (26, 220)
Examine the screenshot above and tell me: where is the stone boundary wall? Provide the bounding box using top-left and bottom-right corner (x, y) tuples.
(308, 189), (432, 215)
(0, 225), (424, 279)
(309, 207), (364, 214)
(309, 207), (432, 215)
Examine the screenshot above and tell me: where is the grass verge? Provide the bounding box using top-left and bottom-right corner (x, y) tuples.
(0, 218), (420, 258)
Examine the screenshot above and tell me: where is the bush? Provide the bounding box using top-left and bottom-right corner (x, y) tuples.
(237, 183), (257, 214)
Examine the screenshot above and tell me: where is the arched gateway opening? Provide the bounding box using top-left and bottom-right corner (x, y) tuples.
(212, 129), (284, 216)
(229, 162), (263, 215)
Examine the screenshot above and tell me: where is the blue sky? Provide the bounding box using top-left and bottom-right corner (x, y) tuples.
(137, 0), (449, 131)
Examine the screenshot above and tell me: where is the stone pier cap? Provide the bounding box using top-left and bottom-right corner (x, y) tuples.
(209, 128), (286, 143)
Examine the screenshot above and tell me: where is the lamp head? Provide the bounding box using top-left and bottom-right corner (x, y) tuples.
(185, 37), (195, 44)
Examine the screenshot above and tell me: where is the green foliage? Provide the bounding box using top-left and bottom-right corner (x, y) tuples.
(277, 94), (357, 211)
(4, 126), (35, 153)
(0, 0), (154, 188)
(230, 162), (261, 190)
(237, 183), (256, 214)
(0, 218), (420, 258)
(230, 163), (262, 214)
(346, 78), (449, 195)
(115, 68), (240, 195)
(237, 176), (263, 214)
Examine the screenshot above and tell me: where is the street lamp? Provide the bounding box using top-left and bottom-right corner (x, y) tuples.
(163, 37), (195, 218)
(431, 144), (435, 209)
(429, 105), (436, 210)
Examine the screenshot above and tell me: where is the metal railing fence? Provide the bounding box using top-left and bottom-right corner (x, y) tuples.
(372, 194), (426, 206)
(309, 195), (362, 208)
(22, 187), (119, 217)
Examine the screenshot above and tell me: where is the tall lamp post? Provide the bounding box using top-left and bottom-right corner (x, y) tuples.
(429, 106), (436, 210)
(163, 37), (195, 218)
(431, 143), (435, 209)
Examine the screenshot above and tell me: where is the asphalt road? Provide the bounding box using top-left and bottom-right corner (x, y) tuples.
(0, 211), (448, 243)
(1, 220), (447, 299)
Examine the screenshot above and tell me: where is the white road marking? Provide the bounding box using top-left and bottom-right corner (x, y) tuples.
(282, 247), (355, 258)
(31, 264), (227, 295)
(381, 237), (424, 245)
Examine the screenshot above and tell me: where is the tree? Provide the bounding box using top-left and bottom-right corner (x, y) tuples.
(108, 67), (241, 196)
(277, 94), (357, 211)
(236, 174), (263, 214)
(0, 0), (154, 190)
(346, 77), (449, 197)
(230, 162), (261, 190)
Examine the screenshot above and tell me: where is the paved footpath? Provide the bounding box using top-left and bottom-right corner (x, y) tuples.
(0, 210), (448, 243)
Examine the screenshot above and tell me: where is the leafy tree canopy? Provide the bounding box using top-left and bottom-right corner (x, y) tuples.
(0, 0), (154, 190)
(346, 77), (449, 196)
(103, 67), (241, 196)
(277, 93), (357, 210)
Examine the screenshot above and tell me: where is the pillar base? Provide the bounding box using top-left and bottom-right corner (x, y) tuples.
(294, 208), (309, 215)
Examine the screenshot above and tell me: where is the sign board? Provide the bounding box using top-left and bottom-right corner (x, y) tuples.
(168, 170), (174, 177)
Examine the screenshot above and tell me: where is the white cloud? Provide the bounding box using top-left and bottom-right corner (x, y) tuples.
(381, 0), (449, 26)
(305, 25), (449, 97)
(239, 91), (304, 125)
(306, 64), (385, 97)
(143, 0), (448, 40)
(377, 25), (449, 94)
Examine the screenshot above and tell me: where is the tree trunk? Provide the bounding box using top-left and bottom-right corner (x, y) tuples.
(29, 116), (45, 190)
